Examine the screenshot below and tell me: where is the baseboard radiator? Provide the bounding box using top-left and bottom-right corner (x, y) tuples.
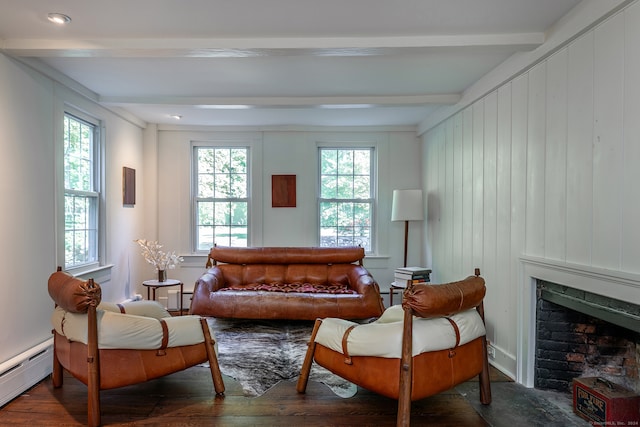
(0, 338), (53, 407)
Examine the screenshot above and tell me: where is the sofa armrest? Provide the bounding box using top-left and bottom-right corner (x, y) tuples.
(345, 265), (379, 294)
(195, 267), (226, 293)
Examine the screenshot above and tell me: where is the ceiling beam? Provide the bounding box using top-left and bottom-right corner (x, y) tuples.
(1, 34), (544, 58)
(100, 94), (461, 108)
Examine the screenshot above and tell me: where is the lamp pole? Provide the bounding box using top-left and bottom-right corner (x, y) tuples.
(403, 220), (409, 267)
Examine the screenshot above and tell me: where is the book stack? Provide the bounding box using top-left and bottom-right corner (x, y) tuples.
(393, 266), (431, 288)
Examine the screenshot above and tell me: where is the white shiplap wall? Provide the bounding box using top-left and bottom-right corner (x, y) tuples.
(422, 2), (640, 379)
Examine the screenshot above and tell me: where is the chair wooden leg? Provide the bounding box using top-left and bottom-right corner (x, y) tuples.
(476, 301), (492, 405)
(397, 308), (414, 427)
(479, 335), (492, 405)
(51, 334), (63, 388)
(200, 318), (226, 396)
(296, 319), (322, 394)
(87, 306), (101, 427)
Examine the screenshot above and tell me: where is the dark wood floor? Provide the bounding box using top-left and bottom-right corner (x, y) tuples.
(0, 365), (511, 426)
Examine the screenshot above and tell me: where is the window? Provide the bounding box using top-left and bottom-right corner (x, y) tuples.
(194, 146), (248, 250)
(63, 113), (100, 269)
(319, 148), (373, 252)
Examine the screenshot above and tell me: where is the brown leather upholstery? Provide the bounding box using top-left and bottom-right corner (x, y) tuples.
(402, 275), (486, 318)
(297, 270), (491, 427)
(48, 269), (102, 313)
(48, 268), (225, 427)
(190, 246), (385, 320)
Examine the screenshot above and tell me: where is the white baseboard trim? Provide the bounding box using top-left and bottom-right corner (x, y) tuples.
(0, 338), (53, 407)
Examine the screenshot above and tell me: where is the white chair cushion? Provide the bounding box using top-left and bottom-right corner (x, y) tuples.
(51, 306), (213, 350)
(314, 305), (486, 358)
(99, 300), (171, 319)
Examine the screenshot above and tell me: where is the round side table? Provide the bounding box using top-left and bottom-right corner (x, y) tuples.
(142, 279), (184, 315)
(389, 282), (407, 306)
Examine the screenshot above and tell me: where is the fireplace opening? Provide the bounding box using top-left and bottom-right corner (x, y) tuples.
(535, 280), (640, 394)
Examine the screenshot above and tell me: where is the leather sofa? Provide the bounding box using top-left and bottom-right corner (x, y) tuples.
(189, 246), (385, 320)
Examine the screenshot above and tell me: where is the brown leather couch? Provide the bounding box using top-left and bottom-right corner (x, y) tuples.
(189, 246), (385, 320)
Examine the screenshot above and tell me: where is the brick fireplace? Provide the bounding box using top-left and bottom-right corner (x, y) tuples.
(518, 257), (640, 390)
(534, 280), (639, 393)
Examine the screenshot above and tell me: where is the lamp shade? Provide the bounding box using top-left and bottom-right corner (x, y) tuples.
(391, 189), (424, 222)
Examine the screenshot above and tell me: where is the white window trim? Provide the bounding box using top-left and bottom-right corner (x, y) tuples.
(57, 105), (107, 276)
(190, 138), (262, 252)
(316, 136), (388, 256)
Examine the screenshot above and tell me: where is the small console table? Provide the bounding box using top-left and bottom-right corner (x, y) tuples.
(142, 278), (184, 315)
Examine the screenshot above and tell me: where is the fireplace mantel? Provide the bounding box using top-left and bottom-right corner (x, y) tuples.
(517, 256), (640, 388)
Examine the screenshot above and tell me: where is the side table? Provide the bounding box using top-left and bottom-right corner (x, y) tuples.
(389, 282), (407, 306)
(142, 278), (184, 315)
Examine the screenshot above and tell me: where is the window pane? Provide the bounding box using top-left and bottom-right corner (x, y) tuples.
(320, 175), (337, 199)
(320, 202), (338, 227)
(337, 176), (353, 199)
(321, 150), (337, 174)
(214, 174), (230, 198)
(230, 148), (247, 173)
(198, 174), (214, 198)
(337, 150), (353, 175)
(230, 226), (247, 247)
(198, 201), (214, 225)
(214, 201), (230, 225)
(230, 173), (247, 198)
(214, 149), (230, 173)
(230, 201), (247, 225)
(353, 175), (370, 198)
(353, 150), (370, 175)
(198, 150), (214, 173)
(197, 225), (214, 251)
(215, 226), (232, 246)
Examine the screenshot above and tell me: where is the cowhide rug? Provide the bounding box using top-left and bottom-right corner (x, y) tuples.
(203, 318), (357, 398)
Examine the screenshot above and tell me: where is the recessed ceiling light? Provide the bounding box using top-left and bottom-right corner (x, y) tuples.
(47, 13), (72, 25)
(170, 114), (182, 120)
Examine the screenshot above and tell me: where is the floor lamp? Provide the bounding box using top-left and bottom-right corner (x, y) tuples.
(391, 189), (424, 267)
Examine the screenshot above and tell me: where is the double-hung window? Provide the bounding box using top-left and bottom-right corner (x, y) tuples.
(63, 113), (100, 270)
(194, 146), (249, 250)
(319, 147), (374, 252)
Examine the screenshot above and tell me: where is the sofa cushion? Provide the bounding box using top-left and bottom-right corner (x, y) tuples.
(218, 282), (357, 294)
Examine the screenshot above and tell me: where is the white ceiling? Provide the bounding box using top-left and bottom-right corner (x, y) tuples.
(0, 0), (582, 128)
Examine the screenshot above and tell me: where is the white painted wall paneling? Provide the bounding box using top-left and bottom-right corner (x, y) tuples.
(422, 4), (640, 379)
(622, 1), (640, 273)
(592, 13), (625, 269)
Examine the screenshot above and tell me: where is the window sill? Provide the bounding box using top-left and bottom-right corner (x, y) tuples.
(67, 264), (114, 282)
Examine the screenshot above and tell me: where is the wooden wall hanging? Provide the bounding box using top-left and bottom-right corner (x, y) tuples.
(123, 167), (136, 206)
(272, 175), (296, 207)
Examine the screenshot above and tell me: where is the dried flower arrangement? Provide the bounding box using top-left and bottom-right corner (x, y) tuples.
(134, 239), (184, 271)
